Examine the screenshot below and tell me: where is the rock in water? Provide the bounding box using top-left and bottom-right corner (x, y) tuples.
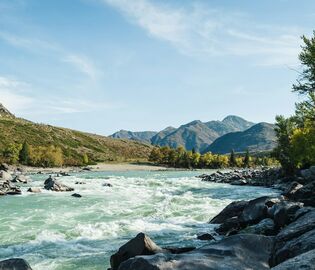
(12, 175), (29, 184)
(44, 176), (74, 192)
(118, 234), (274, 270)
(27, 187), (41, 193)
(0, 258), (32, 270)
(71, 193), (82, 198)
(209, 200), (248, 224)
(0, 170), (12, 181)
(110, 232), (165, 270)
(0, 181), (21, 195)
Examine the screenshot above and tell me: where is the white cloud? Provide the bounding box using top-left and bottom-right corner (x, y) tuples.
(63, 54), (99, 80)
(0, 76), (116, 117)
(102, 0), (301, 66)
(0, 32), (100, 80)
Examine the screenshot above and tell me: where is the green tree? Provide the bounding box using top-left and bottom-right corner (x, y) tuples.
(19, 141), (31, 165)
(83, 153), (89, 165)
(3, 143), (22, 164)
(292, 32), (315, 123)
(229, 149), (237, 167)
(243, 149), (250, 167)
(273, 116), (296, 175)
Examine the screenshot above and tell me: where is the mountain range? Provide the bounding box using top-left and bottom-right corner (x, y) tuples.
(110, 116), (277, 154)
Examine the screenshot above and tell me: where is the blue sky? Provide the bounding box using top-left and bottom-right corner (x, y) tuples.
(0, 0), (314, 135)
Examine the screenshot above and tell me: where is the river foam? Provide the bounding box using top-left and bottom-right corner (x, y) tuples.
(0, 170), (279, 269)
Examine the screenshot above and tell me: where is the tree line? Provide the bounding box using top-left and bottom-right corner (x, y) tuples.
(149, 146), (278, 169)
(273, 32), (315, 175)
(0, 142), (90, 167)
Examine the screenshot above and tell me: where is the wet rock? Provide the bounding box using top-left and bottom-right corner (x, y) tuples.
(272, 228), (315, 266)
(119, 234), (274, 270)
(0, 180), (21, 195)
(239, 196), (271, 225)
(12, 175), (29, 184)
(271, 249), (315, 270)
(215, 216), (242, 236)
(44, 176), (74, 192)
(164, 247), (196, 254)
(27, 187), (41, 193)
(103, 183), (113, 187)
(110, 232), (166, 270)
(242, 218), (276, 236)
(230, 179), (247, 185)
(71, 193), (82, 198)
(310, 166), (315, 175)
(291, 182), (315, 207)
(270, 210), (315, 266)
(0, 258), (32, 269)
(197, 233), (216, 241)
(300, 169), (312, 179)
(281, 181), (303, 198)
(75, 181), (86, 185)
(209, 200), (248, 224)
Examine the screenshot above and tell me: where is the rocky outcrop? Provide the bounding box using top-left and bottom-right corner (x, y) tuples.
(271, 249), (315, 270)
(0, 170), (13, 181)
(0, 180), (21, 195)
(110, 233), (166, 270)
(44, 176), (74, 192)
(12, 175), (29, 184)
(198, 168), (282, 187)
(117, 234), (274, 270)
(0, 258), (32, 270)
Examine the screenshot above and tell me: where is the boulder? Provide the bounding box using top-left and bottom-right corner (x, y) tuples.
(281, 181), (303, 198)
(71, 193), (82, 198)
(12, 175), (28, 184)
(268, 201), (303, 228)
(75, 181), (86, 185)
(119, 234), (274, 270)
(103, 183), (113, 187)
(0, 170), (12, 181)
(164, 247), (196, 254)
(0, 181), (21, 195)
(271, 249), (315, 270)
(301, 169), (312, 179)
(0, 163), (10, 172)
(215, 216), (242, 236)
(242, 218), (276, 236)
(0, 258), (32, 270)
(272, 228), (315, 266)
(270, 210), (315, 266)
(239, 196), (271, 225)
(310, 166), (315, 175)
(110, 233), (165, 270)
(197, 233), (216, 241)
(209, 200), (248, 224)
(27, 187), (41, 193)
(44, 176), (74, 192)
(230, 179), (247, 185)
(292, 182), (315, 206)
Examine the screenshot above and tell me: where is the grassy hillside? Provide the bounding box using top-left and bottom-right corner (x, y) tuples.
(0, 117), (152, 165)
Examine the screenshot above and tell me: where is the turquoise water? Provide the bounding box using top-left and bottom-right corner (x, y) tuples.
(0, 170), (279, 269)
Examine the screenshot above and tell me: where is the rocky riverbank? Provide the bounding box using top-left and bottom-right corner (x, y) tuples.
(104, 166), (315, 270)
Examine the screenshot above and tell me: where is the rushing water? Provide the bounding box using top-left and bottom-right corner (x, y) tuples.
(0, 170), (279, 269)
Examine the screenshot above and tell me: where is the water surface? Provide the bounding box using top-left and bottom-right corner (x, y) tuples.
(0, 170), (279, 269)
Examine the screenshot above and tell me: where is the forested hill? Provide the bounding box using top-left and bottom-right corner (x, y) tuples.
(0, 104), (152, 166)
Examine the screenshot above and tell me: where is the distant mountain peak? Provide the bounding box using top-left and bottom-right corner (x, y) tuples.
(222, 115), (247, 122)
(0, 103), (14, 118)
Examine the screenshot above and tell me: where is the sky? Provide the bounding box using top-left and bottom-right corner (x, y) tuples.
(0, 0), (314, 135)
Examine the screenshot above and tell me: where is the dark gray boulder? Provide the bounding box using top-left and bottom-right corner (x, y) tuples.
(44, 176), (74, 192)
(282, 181), (303, 198)
(209, 200), (248, 224)
(118, 234), (274, 270)
(0, 181), (21, 195)
(0, 258), (32, 270)
(215, 216), (242, 236)
(242, 218), (276, 236)
(272, 228), (315, 266)
(197, 233), (216, 241)
(292, 182), (315, 206)
(271, 249), (315, 270)
(110, 233), (165, 270)
(71, 193), (82, 198)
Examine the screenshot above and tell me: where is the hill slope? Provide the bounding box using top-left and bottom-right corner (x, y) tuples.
(153, 116), (255, 152)
(0, 107), (152, 164)
(109, 130), (157, 144)
(203, 122), (277, 154)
